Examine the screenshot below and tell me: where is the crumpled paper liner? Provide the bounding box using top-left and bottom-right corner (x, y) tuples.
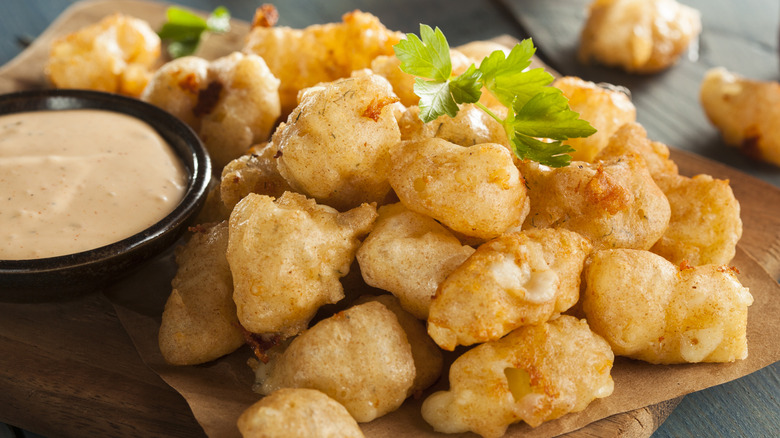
(3, 1), (778, 437)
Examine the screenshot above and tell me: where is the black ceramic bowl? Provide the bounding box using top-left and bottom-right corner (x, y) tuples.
(0, 89), (211, 302)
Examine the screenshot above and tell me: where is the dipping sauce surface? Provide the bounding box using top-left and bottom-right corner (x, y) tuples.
(0, 109), (187, 260)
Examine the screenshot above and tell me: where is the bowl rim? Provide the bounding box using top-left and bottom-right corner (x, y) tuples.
(0, 88), (211, 292)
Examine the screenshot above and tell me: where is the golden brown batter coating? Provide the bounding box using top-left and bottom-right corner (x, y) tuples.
(427, 228), (591, 350)
(582, 249), (753, 364)
(254, 301), (415, 423)
(46, 13), (161, 96)
(243, 9), (403, 114)
(159, 221), (244, 365)
(390, 138), (529, 241)
(237, 388), (365, 438)
(521, 153), (670, 251)
(579, 0), (701, 73)
(356, 203), (474, 320)
(422, 315), (614, 438)
(227, 192), (376, 338)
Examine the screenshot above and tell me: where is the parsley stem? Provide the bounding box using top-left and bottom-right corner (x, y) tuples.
(473, 102), (503, 124)
(473, 101), (514, 140)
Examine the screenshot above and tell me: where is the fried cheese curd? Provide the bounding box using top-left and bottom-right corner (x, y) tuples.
(390, 138), (529, 241)
(158, 221), (244, 365)
(353, 294), (444, 396)
(356, 203), (475, 320)
(140, 56), (208, 128)
(594, 122), (678, 181)
(652, 174), (742, 266)
(227, 192), (377, 338)
(553, 77), (637, 162)
(272, 73), (401, 211)
(578, 0), (702, 74)
(582, 249), (753, 364)
(46, 13), (160, 97)
(238, 388), (365, 438)
(197, 142), (296, 224)
(220, 142), (295, 211)
(596, 123), (742, 266)
(520, 154), (671, 251)
(243, 8), (403, 114)
(428, 229), (592, 351)
(422, 316), (614, 438)
(700, 67), (780, 166)
(398, 104), (509, 148)
(142, 52), (282, 170)
(254, 301), (416, 423)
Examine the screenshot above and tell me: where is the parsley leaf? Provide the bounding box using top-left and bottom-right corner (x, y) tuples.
(158, 6), (232, 58)
(394, 25), (596, 167)
(512, 87), (597, 140)
(512, 135), (575, 168)
(449, 64), (482, 104)
(394, 25), (452, 81)
(414, 78), (459, 122)
(479, 40), (549, 108)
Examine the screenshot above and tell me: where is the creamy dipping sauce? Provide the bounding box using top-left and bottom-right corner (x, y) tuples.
(0, 109), (187, 260)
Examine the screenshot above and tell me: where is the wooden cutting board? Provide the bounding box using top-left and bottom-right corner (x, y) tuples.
(1, 2), (778, 438)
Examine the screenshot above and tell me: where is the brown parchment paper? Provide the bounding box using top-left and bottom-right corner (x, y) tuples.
(3, 1), (779, 437)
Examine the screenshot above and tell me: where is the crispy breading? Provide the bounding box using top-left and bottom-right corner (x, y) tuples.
(198, 52), (281, 169)
(700, 67), (780, 166)
(398, 104), (509, 148)
(578, 0), (701, 73)
(582, 249), (753, 363)
(651, 174), (742, 266)
(219, 142), (294, 209)
(254, 301), (415, 423)
(427, 228), (592, 350)
(46, 13), (160, 96)
(237, 388), (365, 438)
(140, 56), (208, 128)
(520, 153), (670, 251)
(356, 203), (474, 319)
(593, 123), (740, 265)
(368, 54), (420, 107)
(142, 52), (281, 170)
(273, 73), (401, 211)
(158, 221), (244, 365)
(390, 138), (529, 241)
(243, 9), (404, 114)
(354, 294), (443, 396)
(421, 316), (614, 438)
(227, 192), (377, 338)
(455, 41), (510, 63)
(595, 122), (678, 181)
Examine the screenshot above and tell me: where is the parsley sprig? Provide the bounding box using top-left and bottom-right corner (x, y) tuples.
(394, 25), (596, 167)
(158, 6), (231, 58)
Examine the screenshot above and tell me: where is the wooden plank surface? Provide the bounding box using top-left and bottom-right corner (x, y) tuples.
(0, 289), (205, 437)
(0, 1), (779, 438)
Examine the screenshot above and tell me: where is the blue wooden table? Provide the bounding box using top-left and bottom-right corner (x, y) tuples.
(1, 1), (778, 437)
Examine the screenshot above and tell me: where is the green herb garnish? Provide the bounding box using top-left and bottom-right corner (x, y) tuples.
(393, 25), (596, 167)
(158, 6), (231, 58)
